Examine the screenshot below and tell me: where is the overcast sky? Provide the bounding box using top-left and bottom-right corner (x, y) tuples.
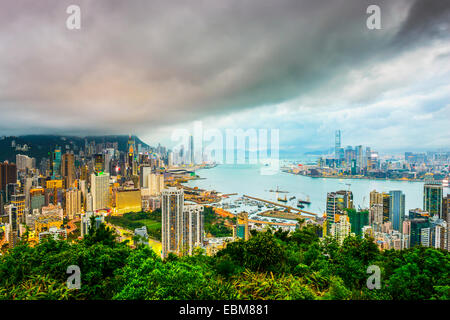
(0, 0), (449, 154)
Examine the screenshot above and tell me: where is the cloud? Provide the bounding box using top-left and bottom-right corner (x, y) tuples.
(0, 0), (449, 152)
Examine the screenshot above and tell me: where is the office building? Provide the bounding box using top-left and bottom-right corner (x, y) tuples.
(0, 161), (17, 191)
(423, 181), (443, 218)
(326, 190), (353, 232)
(65, 189), (81, 220)
(389, 190), (405, 233)
(61, 153), (75, 188)
(91, 172), (110, 211)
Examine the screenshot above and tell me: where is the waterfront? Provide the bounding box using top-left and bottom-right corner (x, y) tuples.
(187, 163), (450, 215)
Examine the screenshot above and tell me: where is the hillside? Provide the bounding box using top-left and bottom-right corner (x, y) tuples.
(0, 135), (151, 163)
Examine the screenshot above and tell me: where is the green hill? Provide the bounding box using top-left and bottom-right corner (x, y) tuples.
(0, 135), (151, 163)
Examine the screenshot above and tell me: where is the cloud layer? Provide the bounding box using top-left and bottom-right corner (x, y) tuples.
(0, 0), (449, 152)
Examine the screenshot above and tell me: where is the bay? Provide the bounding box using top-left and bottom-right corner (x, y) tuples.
(186, 163), (449, 215)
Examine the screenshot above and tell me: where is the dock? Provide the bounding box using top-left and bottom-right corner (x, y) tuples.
(243, 195), (318, 217)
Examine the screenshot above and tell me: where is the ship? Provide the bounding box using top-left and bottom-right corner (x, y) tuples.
(297, 196), (311, 205)
(278, 195), (288, 202)
(289, 196), (296, 201)
(297, 203), (305, 209)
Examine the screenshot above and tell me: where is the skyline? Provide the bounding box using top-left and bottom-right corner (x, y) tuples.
(1, 0), (450, 152)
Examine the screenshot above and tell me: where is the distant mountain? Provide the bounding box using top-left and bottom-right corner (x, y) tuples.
(0, 135), (151, 163)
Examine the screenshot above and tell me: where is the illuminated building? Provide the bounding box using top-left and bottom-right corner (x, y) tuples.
(161, 187), (184, 258)
(46, 179), (63, 189)
(181, 203), (204, 256)
(161, 187), (187, 258)
(65, 189), (81, 220)
(94, 153), (104, 173)
(61, 153), (75, 188)
(6, 204), (18, 248)
(91, 172), (110, 211)
(10, 194), (25, 222)
(114, 189), (142, 214)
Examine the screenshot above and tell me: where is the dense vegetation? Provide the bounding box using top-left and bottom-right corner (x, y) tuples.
(0, 220), (448, 300)
(204, 206), (233, 238)
(106, 210), (162, 240)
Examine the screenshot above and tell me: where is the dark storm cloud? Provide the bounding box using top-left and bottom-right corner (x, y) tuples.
(395, 0), (450, 43)
(0, 0), (448, 138)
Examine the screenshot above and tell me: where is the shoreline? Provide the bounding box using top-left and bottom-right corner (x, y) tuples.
(281, 170), (425, 183)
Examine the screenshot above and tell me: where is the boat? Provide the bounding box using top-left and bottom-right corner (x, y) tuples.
(297, 203), (305, 209)
(289, 196), (296, 201)
(297, 196), (311, 205)
(278, 195), (288, 202)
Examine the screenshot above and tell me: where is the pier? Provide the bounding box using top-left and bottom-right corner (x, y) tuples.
(243, 195), (318, 217)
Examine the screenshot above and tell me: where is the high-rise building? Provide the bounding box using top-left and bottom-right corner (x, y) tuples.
(65, 189), (81, 220)
(15, 154), (34, 172)
(10, 194), (25, 223)
(189, 135), (194, 165)
(51, 149), (62, 179)
(6, 204), (18, 248)
(389, 190), (405, 233)
(235, 212), (250, 241)
(335, 130), (341, 159)
(382, 192), (391, 223)
(423, 182), (443, 218)
(181, 203), (204, 256)
(330, 214), (351, 244)
(62, 153), (75, 188)
(140, 166), (152, 188)
(94, 153), (104, 173)
(161, 187), (184, 259)
(326, 190), (353, 229)
(90, 172), (110, 211)
(369, 190), (383, 229)
(161, 188), (204, 258)
(0, 161), (17, 191)
(148, 173), (165, 196)
(347, 209), (369, 237)
(409, 218), (429, 247)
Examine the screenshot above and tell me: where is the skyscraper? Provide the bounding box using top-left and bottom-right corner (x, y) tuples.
(423, 181), (443, 218)
(51, 149), (62, 179)
(181, 203), (204, 256)
(6, 204), (18, 248)
(90, 172), (110, 211)
(0, 161), (17, 192)
(335, 130), (341, 159)
(62, 153), (75, 188)
(161, 188), (204, 258)
(389, 190), (405, 233)
(65, 189), (81, 220)
(326, 190), (353, 226)
(161, 187), (184, 259)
